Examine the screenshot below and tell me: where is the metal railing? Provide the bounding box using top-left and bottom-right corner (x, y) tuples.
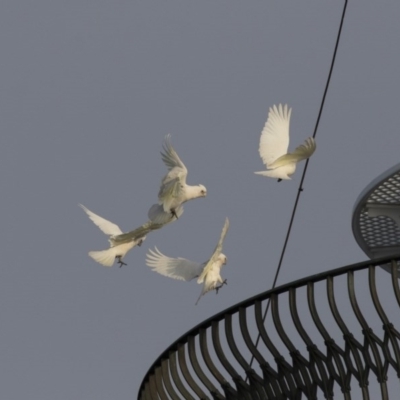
(138, 256), (400, 399)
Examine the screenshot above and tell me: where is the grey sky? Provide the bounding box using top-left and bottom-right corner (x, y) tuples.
(1, 1), (400, 399)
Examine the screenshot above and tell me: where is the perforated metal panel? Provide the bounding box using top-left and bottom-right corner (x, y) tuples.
(352, 163), (400, 272)
(359, 215), (400, 247)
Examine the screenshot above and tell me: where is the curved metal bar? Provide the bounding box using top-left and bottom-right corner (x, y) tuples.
(143, 381), (154, 400)
(391, 260), (400, 307)
(327, 274), (369, 390)
(223, 314), (259, 400)
(271, 294), (297, 354)
(154, 366), (168, 400)
(253, 301), (287, 398)
(140, 386), (149, 400)
(348, 269), (387, 389)
(327, 276), (351, 336)
(169, 349), (195, 400)
(308, 281), (349, 396)
(271, 293), (314, 397)
(326, 274), (359, 397)
(211, 320), (241, 379)
(237, 307), (271, 399)
(238, 307), (267, 366)
(187, 335), (221, 398)
(307, 282), (332, 339)
(210, 320), (252, 399)
(224, 313), (252, 372)
(290, 286), (332, 398)
(368, 266), (390, 325)
(254, 300), (281, 359)
(148, 374), (159, 400)
(254, 299), (298, 397)
(382, 323), (400, 378)
(289, 287), (313, 347)
(177, 343), (207, 399)
(331, 299), (363, 390)
(347, 270), (370, 330)
(379, 264), (400, 377)
(160, 359), (181, 400)
(367, 266), (393, 396)
(200, 329), (228, 397)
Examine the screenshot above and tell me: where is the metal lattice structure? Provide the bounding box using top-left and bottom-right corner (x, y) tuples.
(352, 163), (400, 272)
(138, 256), (400, 400)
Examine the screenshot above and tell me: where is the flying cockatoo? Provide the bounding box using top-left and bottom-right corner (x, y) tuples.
(146, 217), (229, 305)
(80, 204), (182, 267)
(148, 134), (207, 224)
(254, 104), (316, 181)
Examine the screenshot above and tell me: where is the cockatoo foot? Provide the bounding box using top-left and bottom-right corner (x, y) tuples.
(116, 257), (127, 267)
(171, 209), (178, 219)
(216, 279), (227, 294)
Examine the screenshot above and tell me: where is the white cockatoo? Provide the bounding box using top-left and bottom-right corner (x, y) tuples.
(146, 218), (229, 305)
(80, 204), (182, 267)
(148, 134), (207, 224)
(254, 104), (316, 181)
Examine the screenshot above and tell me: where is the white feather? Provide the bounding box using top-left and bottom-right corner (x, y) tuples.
(153, 135), (207, 216)
(89, 242), (136, 267)
(255, 104), (316, 180)
(195, 253), (227, 305)
(147, 203), (184, 225)
(258, 104), (291, 167)
(79, 204), (123, 236)
(80, 204), (148, 267)
(146, 247), (204, 281)
(146, 218), (229, 304)
(197, 218), (229, 283)
(268, 137), (316, 169)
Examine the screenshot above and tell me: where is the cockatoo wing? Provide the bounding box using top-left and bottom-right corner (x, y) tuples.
(158, 135), (188, 206)
(258, 104), (292, 167)
(110, 221), (160, 246)
(158, 175), (184, 208)
(148, 203), (184, 225)
(146, 247), (204, 281)
(79, 204), (123, 236)
(268, 137), (316, 169)
(197, 217), (229, 284)
(160, 134), (188, 172)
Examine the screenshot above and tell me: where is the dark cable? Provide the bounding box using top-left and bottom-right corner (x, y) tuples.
(248, 0), (348, 372)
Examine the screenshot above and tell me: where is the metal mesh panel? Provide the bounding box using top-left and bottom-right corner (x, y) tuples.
(359, 214), (400, 248)
(368, 174), (400, 204)
(353, 164), (400, 259)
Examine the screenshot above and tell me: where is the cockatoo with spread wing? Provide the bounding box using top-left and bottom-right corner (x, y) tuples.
(146, 218), (229, 305)
(254, 104), (316, 181)
(148, 134), (207, 224)
(80, 204), (182, 267)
